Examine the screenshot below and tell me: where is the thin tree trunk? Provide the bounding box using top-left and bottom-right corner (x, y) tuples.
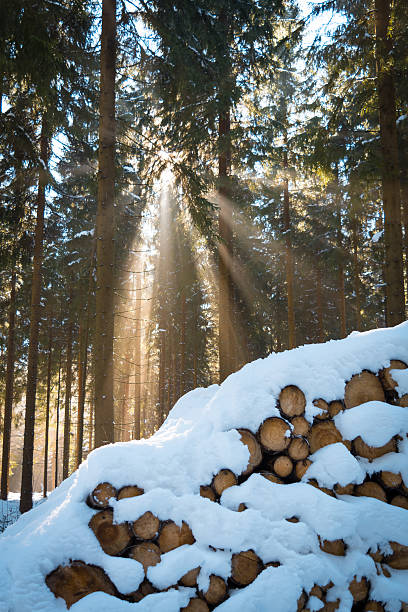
(54, 351), (62, 489)
(375, 0), (405, 324)
(283, 141), (295, 349)
(20, 117), (49, 514)
(1, 268), (17, 500)
(43, 315), (53, 498)
(316, 264), (324, 342)
(94, 0), (116, 447)
(62, 315), (73, 480)
(401, 183), (408, 300)
(352, 219), (361, 330)
(133, 272), (141, 439)
(76, 321), (85, 465)
(180, 291), (186, 397)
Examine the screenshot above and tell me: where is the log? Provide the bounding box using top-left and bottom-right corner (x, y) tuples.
(237, 503), (247, 512)
(273, 455), (293, 478)
(297, 592), (307, 611)
(129, 542), (161, 572)
(117, 485), (144, 500)
(344, 371), (385, 409)
(200, 486), (217, 502)
(179, 567), (200, 587)
(309, 585), (323, 599)
(353, 436), (397, 460)
(328, 400), (344, 418)
(334, 483), (354, 496)
(379, 471), (402, 489)
(308, 479), (335, 497)
(399, 394), (408, 407)
(313, 399), (329, 420)
(89, 509), (132, 556)
(291, 416), (310, 437)
(128, 578), (157, 603)
(260, 471), (283, 484)
(237, 429), (262, 476)
(349, 576), (369, 602)
(324, 601), (340, 611)
(309, 421), (342, 454)
(295, 459), (312, 480)
(379, 360), (407, 391)
(355, 482), (386, 502)
(286, 516), (299, 523)
(288, 437), (310, 461)
(368, 549), (383, 563)
(230, 550), (262, 586)
(265, 561), (281, 568)
(212, 469), (237, 496)
(87, 482), (117, 509)
(181, 599), (210, 612)
(279, 385), (306, 418)
(132, 511), (160, 540)
(46, 561), (118, 609)
(158, 521), (195, 553)
(258, 417), (291, 452)
(364, 602), (385, 611)
(384, 541), (408, 569)
(319, 538), (345, 556)
(390, 495), (408, 510)
(200, 575), (227, 606)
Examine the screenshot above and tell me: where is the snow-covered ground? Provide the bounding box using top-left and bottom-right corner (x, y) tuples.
(1, 323), (408, 611)
(0, 493), (44, 533)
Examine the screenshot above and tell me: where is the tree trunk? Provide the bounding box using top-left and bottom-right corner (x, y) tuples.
(352, 218), (361, 330)
(62, 315), (73, 480)
(76, 321), (85, 467)
(54, 351), (62, 488)
(20, 116), (49, 514)
(401, 183), (408, 299)
(375, 0), (405, 324)
(283, 140), (295, 349)
(94, 0), (116, 448)
(180, 291), (186, 397)
(1, 268), (17, 500)
(133, 271), (141, 439)
(316, 263), (324, 342)
(43, 315), (53, 498)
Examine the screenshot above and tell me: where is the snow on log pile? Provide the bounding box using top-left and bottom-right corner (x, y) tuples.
(1, 325), (408, 612)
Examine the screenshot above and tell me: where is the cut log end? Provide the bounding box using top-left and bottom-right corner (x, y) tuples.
(258, 417), (291, 453)
(132, 511), (160, 540)
(129, 542), (161, 572)
(313, 399), (329, 420)
(181, 598), (210, 612)
(231, 550), (262, 586)
(344, 371), (385, 409)
(295, 459), (312, 480)
(212, 469), (237, 496)
(179, 567), (200, 587)
(200, 485), (217, 502)
(260, 471), (283, 484)
(349, 576), (369, 602)
(309, 421), (342, 454)
(89, 509), (132, 556)
(319, 538), (345, 556)
(380, 360), (407, 391)
(273, 455), (294, 478)
(355, 481), (386, 503)
(117, 485), (144, 500)
(200, 575), (227, 606)
(279, 385), (306, 418)
(237, 429), (262, 476)
(291, 416), (310, 437)
(158, 521), (195, 553)
(46, 561), (117, 609)
(288, 437), (310, 461)
(88, 482), (117, 509)
(353, 436), (397, 460)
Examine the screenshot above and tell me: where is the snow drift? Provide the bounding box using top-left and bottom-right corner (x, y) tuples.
(1, 323), (408, 612)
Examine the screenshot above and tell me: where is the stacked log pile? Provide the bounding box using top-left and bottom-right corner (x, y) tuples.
(46, 360), (408, 610)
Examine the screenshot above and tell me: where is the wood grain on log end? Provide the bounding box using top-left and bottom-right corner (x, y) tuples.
(349, 576), (369, 602)
(179, 567), (200, 587)
(295, 459), (312, 480)
(379, 360), (407, 391)
(273, 455), (293, 478)
(344, 371), (385, 409)
(260, 471), (283, 484)
(199, 485), (217, 502)
(132, 511), (160, 540)
(288, 437), (310, 461)
(237, 429), (263, 476)
(355, 481), (386, 502)
(200, 575), (227, 606)
(88, 482), (117, 509)
(390, 495), (408, 510)
(158, 521), (195, 553)
(117, 485), (144, 500)
(313, 399), (329, 420)
(181, 598), (210, 612)
(46, 561), (117, 609)
(89, 509), (132, 556)
(212, 469), (237, 496)
(319, 538), (345, 556)
(353, 436), (397, 460)
(129, 542), (161, 572)
(258, 417), (291, 452)
(309, 421), (342, 454)
(291, 416), (310, 437)
(279, 385), (306, 418)
(328, 400), (344, 418)
(231, 550), (262, 586)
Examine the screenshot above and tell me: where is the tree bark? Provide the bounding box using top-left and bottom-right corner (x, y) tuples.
(1, 268), (17, 500)
(283, 139), (295, 349)
(20, 116), (49, 514)
(62, 314), (73, 480)
(352, 218), (361, 330)
(133, 271), (141, 439)
(316, 264), (324, 342)
(43, 314), (53, 497)
(94, 0), (116, 447)
(54, 351), (62, 488)
(375, 0), (405, 324)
